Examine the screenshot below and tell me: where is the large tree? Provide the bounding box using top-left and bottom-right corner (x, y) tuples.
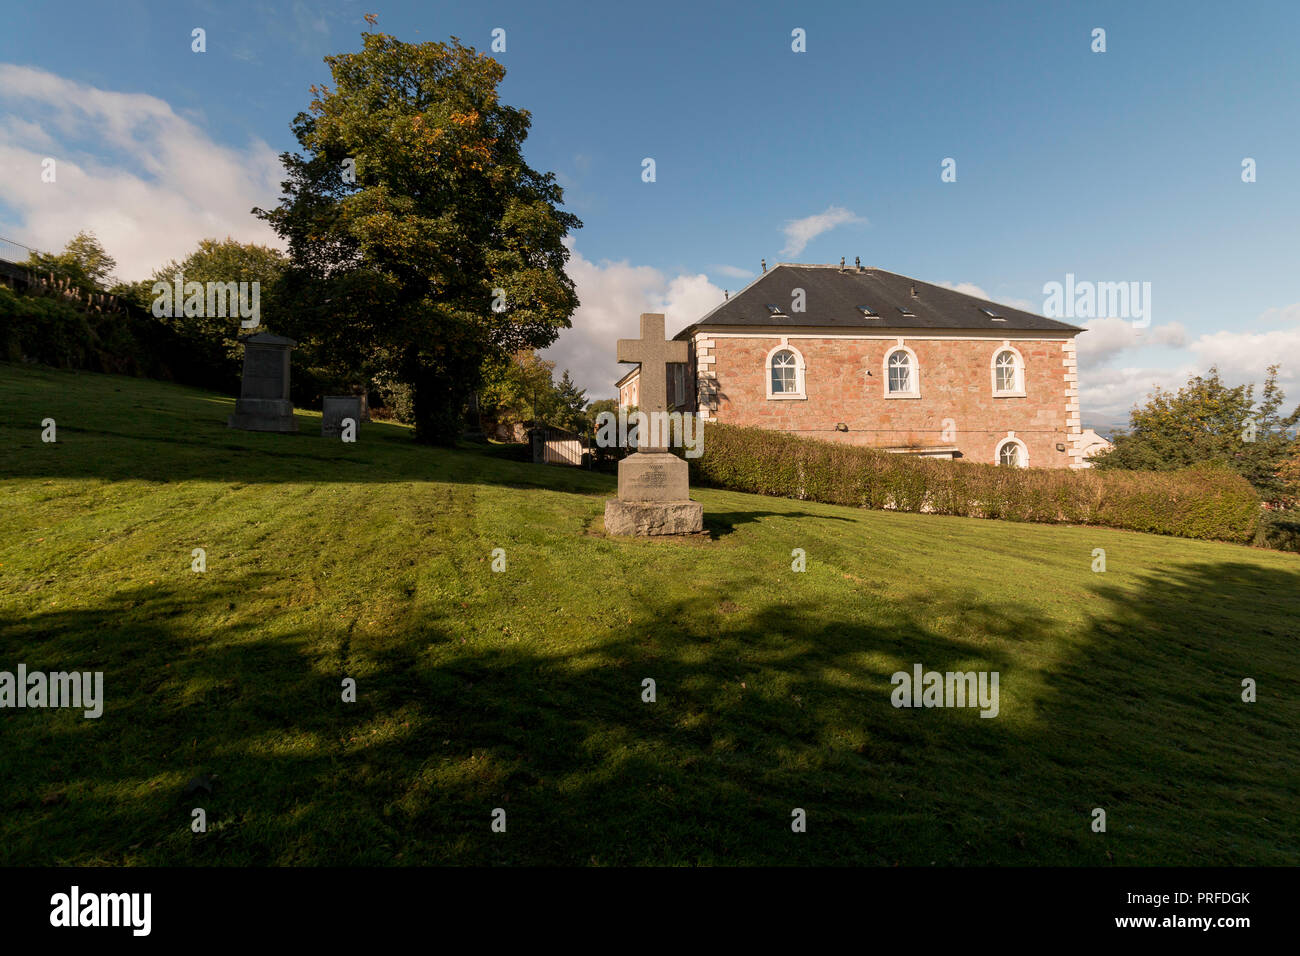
(255, 29), (581, 444)
(1095, 365), (1298, 504)
(25, 231), (116, 291)
(146, 237), (288, 366)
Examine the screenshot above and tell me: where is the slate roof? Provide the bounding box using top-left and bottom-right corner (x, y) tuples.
(676, 264), (1083, 337)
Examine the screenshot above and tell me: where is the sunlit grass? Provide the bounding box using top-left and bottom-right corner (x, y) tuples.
(1, 363), (1297, 865)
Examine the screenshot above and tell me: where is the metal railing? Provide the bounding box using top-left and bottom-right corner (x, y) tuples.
(0, 235), (41, 265)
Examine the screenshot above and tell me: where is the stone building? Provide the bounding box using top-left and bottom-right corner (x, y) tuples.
(616, 263), (1090, 468)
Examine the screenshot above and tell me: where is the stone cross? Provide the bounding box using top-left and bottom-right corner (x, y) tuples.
(617, 313), (688, 416)
(605, 313), (703, 536)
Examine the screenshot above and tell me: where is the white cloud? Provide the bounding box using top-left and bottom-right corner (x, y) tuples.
(1076, 320), (1300, 423)
(934, 280), (991, 299)
(1258, 302), (1300, 325)
(780, 205), (865, 257)
(1075, 316), (1187, 368)
(539, 238), (724, 399)
(711, 264), (752, 280)
(1078, 365), (1193, 423)
(0, 64), (285, 282)
(932, 280), (1035, 313)
(1189, 327), (1300, 394)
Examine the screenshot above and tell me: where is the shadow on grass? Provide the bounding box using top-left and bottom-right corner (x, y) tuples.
(0, 381), (614, 496)
(704, 509), (854, 539)
(2, 556), (1295, 866)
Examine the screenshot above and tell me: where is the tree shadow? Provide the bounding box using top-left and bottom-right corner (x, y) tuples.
(2, 551), (1294, 866)
(704, 509), (854, 539)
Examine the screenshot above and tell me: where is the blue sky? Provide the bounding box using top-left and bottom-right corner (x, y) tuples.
(1, 0), (1298, 418)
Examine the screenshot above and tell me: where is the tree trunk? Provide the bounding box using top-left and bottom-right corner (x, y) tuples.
(409, 362), (463, 446)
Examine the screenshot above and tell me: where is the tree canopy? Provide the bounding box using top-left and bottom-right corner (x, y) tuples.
(142, 237), (288, 369)
(478, 351), (589, 435)
(1094, 365), (1299, 505)
(25, 231), (117, 291)
(255, 30), (581, 444)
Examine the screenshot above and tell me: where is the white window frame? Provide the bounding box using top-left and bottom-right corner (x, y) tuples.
(765, 342), (806, 400)
(883, 343), (921, 399)
(994, 434), (1029, 468)
(991, 344), (1026, 397)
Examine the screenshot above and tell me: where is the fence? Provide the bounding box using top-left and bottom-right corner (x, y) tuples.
(530, 426), (587, 467)
(0, 236), (40, 265)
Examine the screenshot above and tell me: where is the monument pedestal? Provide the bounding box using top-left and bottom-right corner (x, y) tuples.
(228, 397), (296, 433)
(604, 451), (703, 536)
(227, 333), (298, 433)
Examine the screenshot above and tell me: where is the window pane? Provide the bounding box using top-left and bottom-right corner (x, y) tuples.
(888, 353), (911, 392)
(1000, 443), (1019, 466)
(771, 350), (797, 393)
(996, 352), (1017, 391)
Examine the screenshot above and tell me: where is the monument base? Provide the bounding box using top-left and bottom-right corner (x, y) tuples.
(228, 398), (297, 433)
(604, 499), (703, 536)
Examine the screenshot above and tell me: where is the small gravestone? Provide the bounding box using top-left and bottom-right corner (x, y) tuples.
(228, 332), (297, 433)
(322, 395), (364, 438)
(604, 313), (704, 536)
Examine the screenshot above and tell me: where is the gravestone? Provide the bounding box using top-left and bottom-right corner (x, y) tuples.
(322, 395), (364, 438)
(604, 313), (704, 536)
(227, 332), (297, 433)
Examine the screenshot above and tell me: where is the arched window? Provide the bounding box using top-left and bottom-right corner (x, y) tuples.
(995, 436), (1029, 467)
(991, 346), (1025, 396)
(771, 350), (797, 392)
(766, 344), (806, 399)
(883, 346), (919, 397)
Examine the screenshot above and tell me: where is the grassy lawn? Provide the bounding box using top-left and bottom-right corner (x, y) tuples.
(1, 362), (1297, 866)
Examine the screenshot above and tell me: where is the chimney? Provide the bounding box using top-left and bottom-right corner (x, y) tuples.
(911, 282), (917, 297)
(761, 258), (767, 273)
(839, 256), (845, 272)
(724, 290), (729, 299)
(855, 256), (861, 272)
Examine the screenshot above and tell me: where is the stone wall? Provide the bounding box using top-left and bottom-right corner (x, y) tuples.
(691, 331), (1083, 469)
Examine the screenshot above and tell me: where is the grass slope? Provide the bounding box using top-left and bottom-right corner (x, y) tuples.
(1, 363), (1297, 866)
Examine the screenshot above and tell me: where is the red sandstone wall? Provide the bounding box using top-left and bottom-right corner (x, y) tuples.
(700, 334), (1078, 468)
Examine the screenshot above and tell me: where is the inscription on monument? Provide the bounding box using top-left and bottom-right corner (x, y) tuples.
(631, 467), (667, 489)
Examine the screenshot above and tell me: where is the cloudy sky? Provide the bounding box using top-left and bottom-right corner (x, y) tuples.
(2, 0), (1298, 424)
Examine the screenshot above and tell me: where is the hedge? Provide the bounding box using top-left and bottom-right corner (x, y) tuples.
(690, 423), (1262, 544)
(0, 283), (238, 392)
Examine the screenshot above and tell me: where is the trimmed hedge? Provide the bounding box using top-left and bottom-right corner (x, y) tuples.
(690, 423), (1262, 544)
(0, 283), (236, 391)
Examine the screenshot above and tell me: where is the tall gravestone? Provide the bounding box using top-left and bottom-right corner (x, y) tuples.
(604, 313), (704, 536)
(227, 332), (297, 433)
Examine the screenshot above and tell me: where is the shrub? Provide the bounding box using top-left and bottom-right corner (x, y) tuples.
(0, 282), (233, 390)
(1257, 512), (1300, 553)
(691, 423), (1262, 545)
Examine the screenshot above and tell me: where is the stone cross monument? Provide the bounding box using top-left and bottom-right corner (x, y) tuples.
(604, 313), (704, 536)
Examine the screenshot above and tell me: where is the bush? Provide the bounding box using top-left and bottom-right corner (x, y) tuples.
(691, 423), (1262, 545)
(0, 282), (235, 390)
(1256, 512), (1300, 553)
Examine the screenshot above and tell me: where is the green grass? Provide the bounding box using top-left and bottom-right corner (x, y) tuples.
(1, 363), (1297, 866)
